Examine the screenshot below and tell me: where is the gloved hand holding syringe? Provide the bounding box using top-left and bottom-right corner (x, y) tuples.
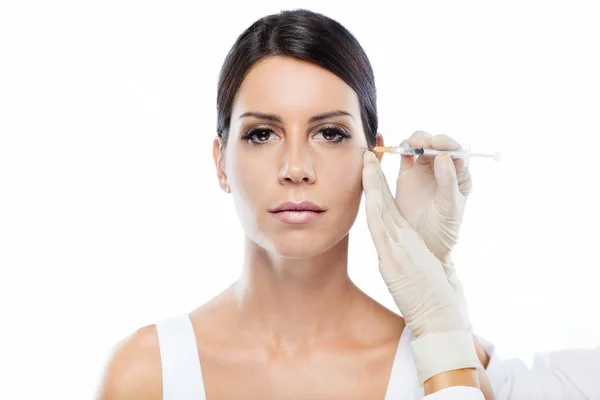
(361, 130), (500, 393)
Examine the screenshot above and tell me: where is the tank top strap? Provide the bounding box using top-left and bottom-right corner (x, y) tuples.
(384, 326), (425, 399)
(155, 314), (206, 400)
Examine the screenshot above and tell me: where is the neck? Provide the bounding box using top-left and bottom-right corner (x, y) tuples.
(233, 234), (360, 347)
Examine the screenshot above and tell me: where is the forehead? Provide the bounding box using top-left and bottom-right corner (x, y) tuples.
(232, 56), (360, 118)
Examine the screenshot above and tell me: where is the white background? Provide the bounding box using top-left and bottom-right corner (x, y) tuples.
(1, 1), (599, 399)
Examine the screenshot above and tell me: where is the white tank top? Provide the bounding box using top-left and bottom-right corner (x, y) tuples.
(156, 314), (424, 399)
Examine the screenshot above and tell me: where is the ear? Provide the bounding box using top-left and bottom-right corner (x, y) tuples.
(213, 137), (231, 193)
(375, 133), (385, 162)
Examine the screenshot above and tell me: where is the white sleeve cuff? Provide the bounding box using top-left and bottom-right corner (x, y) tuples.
(475, 335), (509, 395)
(423, 386), (485, 399)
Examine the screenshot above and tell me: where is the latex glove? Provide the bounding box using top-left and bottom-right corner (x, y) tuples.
(362, 150), (479, 385)
(396, 131), (474, 331)
(442, 258), (473, 333)
(395, 131), (473, 261)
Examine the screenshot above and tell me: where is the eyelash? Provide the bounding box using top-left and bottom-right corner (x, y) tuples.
(241, 125), (352, 146)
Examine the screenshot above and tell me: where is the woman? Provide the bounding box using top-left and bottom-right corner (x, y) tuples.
(97, 9), (492, 399)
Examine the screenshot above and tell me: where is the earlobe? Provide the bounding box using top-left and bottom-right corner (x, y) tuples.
(222, 181), (231, 193)
(213, 137), (231, 193)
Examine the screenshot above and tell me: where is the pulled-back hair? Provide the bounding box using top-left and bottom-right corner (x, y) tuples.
(216, 9), (378, 147)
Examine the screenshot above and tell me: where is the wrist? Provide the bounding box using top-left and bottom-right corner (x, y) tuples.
(424, 368), (479, 395)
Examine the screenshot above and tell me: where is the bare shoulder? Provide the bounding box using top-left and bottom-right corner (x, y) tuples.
(96, 324), (162, 400)
(352, 290), (406, 343)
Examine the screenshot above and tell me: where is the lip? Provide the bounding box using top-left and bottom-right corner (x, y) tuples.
(269, 201), (325, 213)
(269, 201), (326, 224)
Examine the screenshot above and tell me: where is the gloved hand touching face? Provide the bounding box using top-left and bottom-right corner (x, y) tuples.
(361, 147), (479, 386)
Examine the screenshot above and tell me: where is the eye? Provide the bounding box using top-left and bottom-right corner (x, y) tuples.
(242, 128), (278, 145)
(314, 126), (351, 143)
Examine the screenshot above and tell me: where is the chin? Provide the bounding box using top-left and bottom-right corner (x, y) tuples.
(271, 237), (337, 259)
(266, 222), (354, 259)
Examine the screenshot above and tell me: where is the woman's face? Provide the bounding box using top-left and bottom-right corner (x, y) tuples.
(214, 56), (382, 258)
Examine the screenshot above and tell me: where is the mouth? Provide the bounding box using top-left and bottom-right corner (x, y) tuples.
(268, 201), (326, 224)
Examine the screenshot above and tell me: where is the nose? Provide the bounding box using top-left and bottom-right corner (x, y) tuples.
(278, 142), (316, 185)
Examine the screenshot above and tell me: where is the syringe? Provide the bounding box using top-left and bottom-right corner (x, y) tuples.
(373, 145), (501, 161)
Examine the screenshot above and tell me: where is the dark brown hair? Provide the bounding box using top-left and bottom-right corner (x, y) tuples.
(216, 9), (378, 147)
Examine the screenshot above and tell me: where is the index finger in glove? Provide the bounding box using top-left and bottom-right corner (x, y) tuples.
(430, 134), (473, 197)
(399, 139), (416, 173)
(363, 151), (407, 228)
(362, 151), (396, 255)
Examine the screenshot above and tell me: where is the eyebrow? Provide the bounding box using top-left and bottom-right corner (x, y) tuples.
(238, 110), (353, 123)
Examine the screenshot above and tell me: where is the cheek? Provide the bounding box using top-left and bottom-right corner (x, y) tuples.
(225, 151), (274, 238)
(226, 150), (273, 197)
(319, 153), (364, 204)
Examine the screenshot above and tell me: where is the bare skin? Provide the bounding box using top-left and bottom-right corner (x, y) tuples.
(97, 56), (495, 399)
(98, 264), (408, 399)
(188, 283), (406, 399)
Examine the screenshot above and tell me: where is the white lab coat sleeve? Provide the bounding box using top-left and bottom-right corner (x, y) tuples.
(422, 386), (485, 399)
(477, 336), (600, 399)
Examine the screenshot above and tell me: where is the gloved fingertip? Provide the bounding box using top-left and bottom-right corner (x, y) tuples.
(363, 150), (378, 163)
(434, 154), (458, 190)
(435, 153), (453, 173)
